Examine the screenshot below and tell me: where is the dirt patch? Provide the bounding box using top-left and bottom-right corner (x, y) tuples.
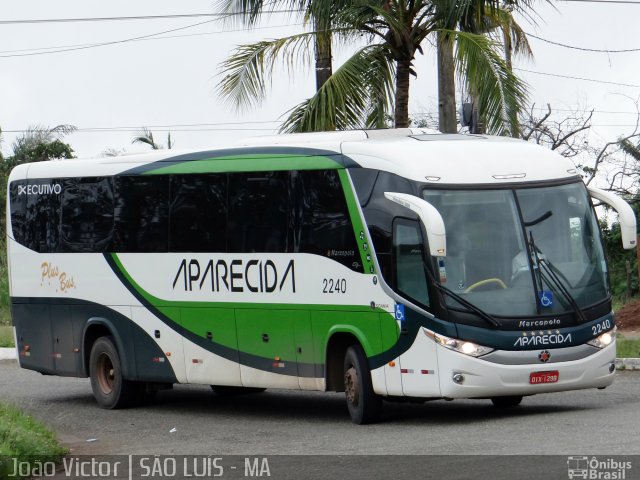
(616, 299), (640, 334)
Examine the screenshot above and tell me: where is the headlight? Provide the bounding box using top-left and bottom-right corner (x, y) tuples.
(423, 328), (494, 357)
(587, 328), (616, 349)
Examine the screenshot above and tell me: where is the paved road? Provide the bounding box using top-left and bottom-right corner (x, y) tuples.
(1, 361), (639, 458)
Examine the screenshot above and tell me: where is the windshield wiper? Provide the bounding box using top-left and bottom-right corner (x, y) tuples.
(433, 283), (502, 328)
(528, 232), (588, 324)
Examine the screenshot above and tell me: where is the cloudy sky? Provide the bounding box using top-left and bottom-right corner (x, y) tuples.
(0, 0), (638, 161)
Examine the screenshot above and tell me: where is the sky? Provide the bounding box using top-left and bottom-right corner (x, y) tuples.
(0, 0), (639, 174)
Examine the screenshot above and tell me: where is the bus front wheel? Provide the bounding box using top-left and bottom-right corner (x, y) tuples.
(89, 336), (138, 409)
(343, 345), (382, 424)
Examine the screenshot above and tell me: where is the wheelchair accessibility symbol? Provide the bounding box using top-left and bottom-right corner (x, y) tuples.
(538, 291), (553, 308)
(395, 304), (405, 322)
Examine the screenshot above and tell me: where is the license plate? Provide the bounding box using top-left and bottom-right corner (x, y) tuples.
(529, 370), (559, 384)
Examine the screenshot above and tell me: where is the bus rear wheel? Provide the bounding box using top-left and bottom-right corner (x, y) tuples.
(343, 345), (382, 424)
(491, 396), (523, 408)
(89, 336), (138, 409)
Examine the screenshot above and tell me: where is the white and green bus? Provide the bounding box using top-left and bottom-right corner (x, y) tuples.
(6, 129), (636, 424)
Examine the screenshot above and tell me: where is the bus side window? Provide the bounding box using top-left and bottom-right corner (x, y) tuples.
(393, 218), (430, 308)
(347, 168), (379, 208)
(293, 170), (362, 272)
(169, 174), (227, 253)
(113, 176), (169, 253)
(9, 180), (27, 245)
(60, 177), (114, 253)
(23, 179), (61, 253)
(228, 172), (289, 253)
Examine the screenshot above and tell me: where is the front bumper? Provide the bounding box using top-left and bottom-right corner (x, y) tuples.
(436, 340), (616, 399)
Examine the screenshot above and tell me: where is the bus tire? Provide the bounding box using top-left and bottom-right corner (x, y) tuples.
(89, 336), (138, 409)
(211, 386), (266, 396)
(343, 344), (382, 424)
(490, 396), (523, 408)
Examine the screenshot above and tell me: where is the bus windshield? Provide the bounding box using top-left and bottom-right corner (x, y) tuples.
(422, 182), (609, 317)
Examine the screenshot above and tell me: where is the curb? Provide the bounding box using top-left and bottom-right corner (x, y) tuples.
(615, 358), (640, 371)
(1, 348), (639, 369)
(0, 347), (17, 362)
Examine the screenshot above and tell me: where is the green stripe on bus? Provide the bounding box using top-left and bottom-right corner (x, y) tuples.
(109, 253), (399, 363)
(143, 154), (343, 175)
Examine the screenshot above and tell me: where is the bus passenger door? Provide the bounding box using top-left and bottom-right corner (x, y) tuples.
(235, 309), (304, 389)
(180, 307), (241, 386)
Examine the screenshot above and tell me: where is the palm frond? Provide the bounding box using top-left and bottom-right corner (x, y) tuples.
(490, 8), (533, 59)
(279, 44), (395, 132)
(132, 127), (160, 149)
(217, 32), (318, 111)
(452, 29), (528, 135)
(48, 124), (77, 137)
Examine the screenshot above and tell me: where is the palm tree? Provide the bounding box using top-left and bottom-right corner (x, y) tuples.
(132, 128), (173, 150)
(9, 124), (77, 166)
(217, 0), (344, 92)
(218, 0), (531, 133)
(436, 0), (534, 134)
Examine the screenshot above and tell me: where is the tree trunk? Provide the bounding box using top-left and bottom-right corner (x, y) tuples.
(437, 31), (457, 133)
(395, 59), (411, 128)
(314, 34), (332, 91)
(503, 30), (520, 138)
(313, 18), (333, 130)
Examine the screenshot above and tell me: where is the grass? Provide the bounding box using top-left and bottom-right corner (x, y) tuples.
(0, 326), (14, 348)
(617, 336), (640, 359)
(0, 403), (67, 479)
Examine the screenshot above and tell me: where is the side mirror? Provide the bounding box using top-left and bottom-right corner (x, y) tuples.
(588, 186), (637, 250)
(384, 192), (447, 256)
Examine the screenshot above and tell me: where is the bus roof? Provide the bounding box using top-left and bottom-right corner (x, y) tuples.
(9, 129), (579, 185)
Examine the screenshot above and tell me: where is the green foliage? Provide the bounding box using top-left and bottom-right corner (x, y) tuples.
(280, 45), (395, 132)
(8, 124), (76, 169)
(0, 403), (67, 479)
(0, 326), (13, 347)
(7, 139), (74, 168)
(616, 336), (640, 358)
(601, 219), (638, 302)
(0, 166), (9, 327)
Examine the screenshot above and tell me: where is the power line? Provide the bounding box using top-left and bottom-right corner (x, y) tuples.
(0, 11), (297, 25)
(526, 32), (640, 53)
(514, 68), (640, 88)
(0, 16), (253, 58)
(409, 107), (640, 116)
(1, 121), (283, 134)
(0, 23), (301, 56)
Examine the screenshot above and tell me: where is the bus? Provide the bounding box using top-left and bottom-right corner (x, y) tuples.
(6, 129), (636, 424)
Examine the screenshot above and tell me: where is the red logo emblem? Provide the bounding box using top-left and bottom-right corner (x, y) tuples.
(538, 350), (551, 363)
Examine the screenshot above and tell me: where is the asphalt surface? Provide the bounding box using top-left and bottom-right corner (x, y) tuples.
(1, 361), (639, 458)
